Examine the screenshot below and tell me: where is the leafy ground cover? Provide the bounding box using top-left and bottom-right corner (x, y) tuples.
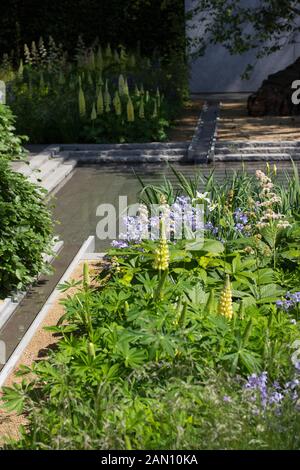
(2, 164), (300, 449)
(0, 37), (188, 143)
(0, 104), (53, 299)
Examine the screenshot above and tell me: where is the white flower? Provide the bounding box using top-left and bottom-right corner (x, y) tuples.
(277, 221), (291, 229)
(194, 191), (210, 203)
(256, 170), (271, 184)
(208, 203), (218, 212)
(256, 222), (268, 229)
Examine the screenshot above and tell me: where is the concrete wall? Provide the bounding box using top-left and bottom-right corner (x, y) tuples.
(186, 0), (300, 93)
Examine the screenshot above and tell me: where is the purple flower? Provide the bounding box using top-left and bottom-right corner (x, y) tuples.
(268, 391), (284, 405)
(245, 372), (269, 408)
(204, 222), (219, 235)
(291, 292), (300, 303)
(276, 291), (300, 313)
(245, 372), (268, 390)
(175, 195), (191, 206)
(235, 223), (244, 232)
(234, 208), (248, 225)
(223, 395), (232, 403)
(294, 362), (300, 372)
(273, 380), (281, 390)
(285, 379), (299, 390)
(111, 240), (129, 249)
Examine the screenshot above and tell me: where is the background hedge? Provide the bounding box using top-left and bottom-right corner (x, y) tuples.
(0, 0), (185, 59)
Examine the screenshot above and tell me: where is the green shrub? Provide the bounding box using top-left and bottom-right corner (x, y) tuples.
(0, 104), (27, 160)
(0, 104), (53, 298)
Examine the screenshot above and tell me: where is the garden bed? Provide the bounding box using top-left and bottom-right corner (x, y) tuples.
(1, 166), (300, 450)
(2, 39), (188, 145)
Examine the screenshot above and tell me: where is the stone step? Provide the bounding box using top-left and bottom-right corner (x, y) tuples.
(42, 160), (77, 193)
(27, 158), (64, 184)
(61, 142), (189, 151)
(214, 146), (298, 155)
(68, 148), (188, 158)
(213, 153), (298, 162)
(11, 153), (50, 176)
(74, 154), (186, 163)
(215, 140), (300, 148)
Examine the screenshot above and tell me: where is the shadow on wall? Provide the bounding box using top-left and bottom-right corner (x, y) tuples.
(185, 0), (300, 93)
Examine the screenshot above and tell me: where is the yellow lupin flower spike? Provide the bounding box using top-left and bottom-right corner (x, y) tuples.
(153, 219), (169, 271)
(124, 78), (129, 96)
(78, 85), (86, 117)
(127, 96), (135, 122)
(218, 275), (234, 319)
(113, 91), (122, 116)
(118, 74), (126, 95)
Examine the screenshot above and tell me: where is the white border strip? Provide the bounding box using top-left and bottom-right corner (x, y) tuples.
(0, 236), (95, 388)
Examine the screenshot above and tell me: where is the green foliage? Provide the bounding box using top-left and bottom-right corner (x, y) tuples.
(1, 38), (188, 143)
(0, 106), (53, 298)
(0, 104), (27, 160)
(2, 166), (300, 448)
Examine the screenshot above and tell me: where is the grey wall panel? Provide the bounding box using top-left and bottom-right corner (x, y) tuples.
(186, 0), (300, 92)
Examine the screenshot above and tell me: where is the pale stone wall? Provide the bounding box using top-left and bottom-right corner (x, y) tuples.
(186, 0), (300, 92)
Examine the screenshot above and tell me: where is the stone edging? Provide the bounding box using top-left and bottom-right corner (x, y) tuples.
(0, 238), (64, 331)
(188, 101), (220, 163)
(0, 236), (101, 388)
